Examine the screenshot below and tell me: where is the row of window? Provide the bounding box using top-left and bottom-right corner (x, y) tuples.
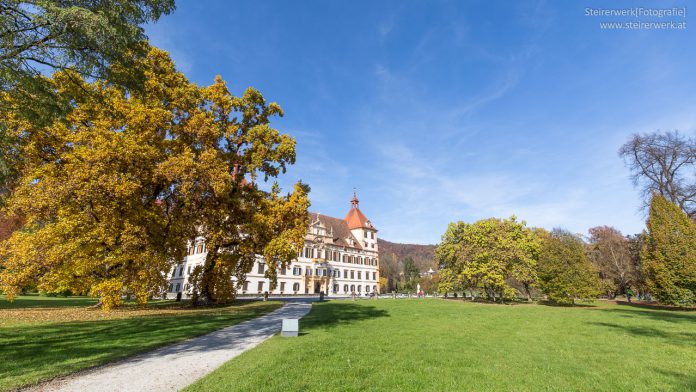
(169, 282), (191, 293)
(183, 242), (377, 266)
(171, 265), (189, 278)
(173, 261), (378, 282)
(286, 265), (376, 280)
(298, 267), (376, 280)
(187, 242), (206, 256)
(300, 248), (378, 266)
(238, 281), (379, 294)
(169, 280), (379, 295)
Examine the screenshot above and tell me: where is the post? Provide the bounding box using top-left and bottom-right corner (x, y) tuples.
(281, 319), (299, 337)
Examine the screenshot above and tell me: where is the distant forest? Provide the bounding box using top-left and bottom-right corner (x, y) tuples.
(378, 239), (436, 291)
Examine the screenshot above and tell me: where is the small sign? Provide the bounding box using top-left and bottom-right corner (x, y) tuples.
(281, 318), (299, 337)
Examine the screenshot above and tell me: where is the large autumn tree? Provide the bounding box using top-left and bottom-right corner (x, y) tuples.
(537, 229), (600, 305)
(641, 194), (696, 305)
(0, 48), (309, 309)
(435, 216), (541, 302)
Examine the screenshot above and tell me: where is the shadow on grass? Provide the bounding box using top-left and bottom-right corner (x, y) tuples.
(0, 295), (98, 309)
(614, 300), (696, 312)
(0, 294), (188, 310)
(656, 369), (696, 391)
(0, 302), (279, 391)
(444, 298), (540, 306)
(596, 307), (696, 324)
(537, 300), (598, 308)
(586, 321), (696, 348)
(299, 301), (389, 331)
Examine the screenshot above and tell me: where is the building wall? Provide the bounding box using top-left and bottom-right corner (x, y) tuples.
(167, 235), (380, 298)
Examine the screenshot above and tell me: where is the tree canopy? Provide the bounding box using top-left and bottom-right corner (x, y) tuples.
(587, 226), (637, 295)
(1, 0), (176, 202)
(619, 131), (696, 219)
(537, 229), (600, 305)
(435, 216), (541, 301)
(0, 0), (175, 89)
(641, 194), (696, 306)
(0, 48), (309, 309)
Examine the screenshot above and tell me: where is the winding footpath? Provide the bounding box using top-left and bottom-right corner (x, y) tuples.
(26, 302), (312, 392)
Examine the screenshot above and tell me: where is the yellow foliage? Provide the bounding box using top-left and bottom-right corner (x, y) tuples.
(0, 47), (309, 309)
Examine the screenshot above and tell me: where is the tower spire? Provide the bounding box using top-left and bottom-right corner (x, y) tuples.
(350, 190), (359, 209)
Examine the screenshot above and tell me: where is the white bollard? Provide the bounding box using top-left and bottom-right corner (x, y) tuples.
(281, 318), (299, 337)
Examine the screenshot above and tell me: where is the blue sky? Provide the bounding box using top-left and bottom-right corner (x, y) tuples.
(146, 0), (695, 244)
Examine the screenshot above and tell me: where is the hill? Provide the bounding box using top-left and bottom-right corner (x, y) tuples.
(378, 238), (436, 272)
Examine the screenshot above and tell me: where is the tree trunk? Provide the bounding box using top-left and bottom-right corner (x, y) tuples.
(201, 251), (218, 303)
(524, 283), (532, 301)
(88, 299), (104, 309)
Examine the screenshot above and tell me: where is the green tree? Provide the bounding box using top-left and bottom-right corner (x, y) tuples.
(537, 229), (600, 305)
(403, 256), (419, 281)
(641, 194), (696, 305)
(400, 256), (420, 292)
(437, 268), (458, 295)
(0, 48), (309, 309)
(435, 216), (540, 302)
(0, 1), (175, 90)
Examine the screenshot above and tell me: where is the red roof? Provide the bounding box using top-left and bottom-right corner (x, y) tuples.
(344, 193), (376, 230)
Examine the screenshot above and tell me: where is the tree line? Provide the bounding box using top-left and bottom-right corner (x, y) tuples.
(436, 131), (696, 306)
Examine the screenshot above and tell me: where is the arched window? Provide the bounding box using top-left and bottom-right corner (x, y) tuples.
(293, 283), (300, 292)
(357, 285), (362, 292)
(344, 284), (349, 293)
(373, 285), (377, 293)
(333, 284), (338, 293)
(366, 285), (370, 293)
(350, 284), (355, 293)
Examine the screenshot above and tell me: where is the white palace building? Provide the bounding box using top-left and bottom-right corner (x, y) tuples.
(167, 193), (380, 298)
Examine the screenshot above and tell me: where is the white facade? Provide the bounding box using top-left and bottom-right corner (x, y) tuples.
(167, 195), (380, 298)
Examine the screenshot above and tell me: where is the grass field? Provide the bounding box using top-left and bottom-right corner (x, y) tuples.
(0, 294), (282, 391)
(188, 298), (696, 392)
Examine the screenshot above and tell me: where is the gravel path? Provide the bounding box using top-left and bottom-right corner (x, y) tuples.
(26, 302), (312, 392)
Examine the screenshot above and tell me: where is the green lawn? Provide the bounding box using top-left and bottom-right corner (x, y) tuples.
(0, 295), (282, 391)
(188, 299), (696, 392)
